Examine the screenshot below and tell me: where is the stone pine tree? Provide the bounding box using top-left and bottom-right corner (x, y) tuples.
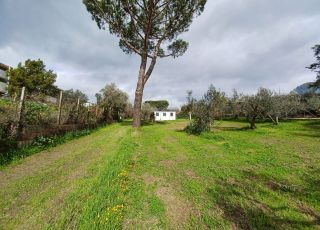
(307, 45), (320, 88)
(83, 0), (207, 127)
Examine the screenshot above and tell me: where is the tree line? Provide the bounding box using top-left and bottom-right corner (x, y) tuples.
(182, 86), (320, 134)
(180, 44), (320, 134)
(2, 59), (172, 131)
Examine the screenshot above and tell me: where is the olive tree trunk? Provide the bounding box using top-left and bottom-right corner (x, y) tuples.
(133, 56), (147, 128)
(250, 116), (257, 129)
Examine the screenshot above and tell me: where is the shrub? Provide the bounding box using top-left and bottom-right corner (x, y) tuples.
(141, 103), (156, 121)
(32, 136), (55, 148)
(0, 128), (96, 166)
(23, 101), (57, 125)
(184, 100), (211, 135)
(0, 99), (17, 153)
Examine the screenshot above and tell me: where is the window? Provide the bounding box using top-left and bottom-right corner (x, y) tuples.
(156, 112), (159, 116)
(163, 112), (166, 116)
(170, 113), (174, 117)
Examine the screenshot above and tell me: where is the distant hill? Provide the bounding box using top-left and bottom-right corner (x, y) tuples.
(292, 82), (320, 95)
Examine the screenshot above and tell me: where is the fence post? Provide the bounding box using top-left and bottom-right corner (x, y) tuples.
(87, 103), (90, 125)
(95, 104), (99, 120)
(15, 87), (26, 140)
(76, 97), (80, 123)
(57, 90), (63, 125)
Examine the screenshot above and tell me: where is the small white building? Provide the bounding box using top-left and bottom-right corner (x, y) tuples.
(154, 111), (176, 121)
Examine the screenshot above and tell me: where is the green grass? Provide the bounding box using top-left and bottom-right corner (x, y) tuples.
(0, 128), (97, 167)
(1, 120), (319, 229)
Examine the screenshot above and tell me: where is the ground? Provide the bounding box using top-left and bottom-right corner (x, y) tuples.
(0, 120), (319, 229)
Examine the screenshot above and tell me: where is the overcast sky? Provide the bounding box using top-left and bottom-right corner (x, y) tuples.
(1, 0), (320, 107)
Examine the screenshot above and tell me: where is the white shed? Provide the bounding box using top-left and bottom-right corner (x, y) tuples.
(154, 111), (176, 121)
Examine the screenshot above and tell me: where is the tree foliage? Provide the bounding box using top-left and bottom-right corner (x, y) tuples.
(307, 45), (320, 89)
(96, 83), (129, 122)
(83, 0), (206, 60)
(204, 85), (227, 120)
(144, 100), (168, 110)
(241, 88), (274, 129)
(61, 89), (89, 124)
(63, 89), (88, 104)
(141, 103), (156, 121)
(228, 89), (244, 119)
(83, 0), (207, 127)
(7, 59), (59, 98)
(185, 85), (226, 134)
(185, 99), (210, 134)
(185, 86), (319, 133)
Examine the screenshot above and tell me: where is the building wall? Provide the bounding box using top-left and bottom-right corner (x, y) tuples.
(0, 69), (7, 95)
(154, 111), (176, 121)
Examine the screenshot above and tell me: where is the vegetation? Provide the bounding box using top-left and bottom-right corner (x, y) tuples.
(83, 0), (207, 127)
(183, 85), (320, 134)
(0, 127), (96, 167)
(307, 44), (320, 88)
(96, 83), (129, 122)
(7, 59), (59, 98)
(60, 89), (89, 124)
(141, 102), (156, 121)
(0, 99), (18, 153)
(145, 100), (169, 110)
(1, 120), (319, 229)
(22, 101), (57, 125)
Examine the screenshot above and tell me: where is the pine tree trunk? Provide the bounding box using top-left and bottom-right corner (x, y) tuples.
(133, 56), (147, 128)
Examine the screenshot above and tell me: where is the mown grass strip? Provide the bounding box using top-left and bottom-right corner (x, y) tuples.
(0, 126), (104, 168)
(51, 128), (136, 229)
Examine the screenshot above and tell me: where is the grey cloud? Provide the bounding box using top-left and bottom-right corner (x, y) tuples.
(1, 0), (320, 107)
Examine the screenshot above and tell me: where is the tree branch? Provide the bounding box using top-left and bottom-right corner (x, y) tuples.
(144, 39), (163, 85)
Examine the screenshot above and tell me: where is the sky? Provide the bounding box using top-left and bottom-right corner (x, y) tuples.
(1, 0), (320, 107)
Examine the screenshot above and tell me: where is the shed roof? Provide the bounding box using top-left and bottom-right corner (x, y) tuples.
(154, 111), (176, 113)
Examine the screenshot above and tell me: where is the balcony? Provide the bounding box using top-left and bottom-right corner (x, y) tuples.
(0, 82), (7, 94)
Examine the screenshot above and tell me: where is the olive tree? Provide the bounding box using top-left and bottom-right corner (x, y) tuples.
(228, 89), (243, 119)
(83, 0), (207, 127)
(96, 83), (129, 122)
(63, 89), (89, 124)
(269, 93), (302, 123)
(242, 88), (274, 129)
(185, 85), (226, 134)
(141, 103), (156, 121)
(185, 90), (196, 120)
(304, 93), (320, 116)
(204, 85), (227, 121)
(242, 89), (303, 128)
(185, 99), (211, 134)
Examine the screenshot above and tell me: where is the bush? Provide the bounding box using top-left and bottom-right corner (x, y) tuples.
(184, 100), (211, 135)
(0, 128), (96, 166)
(32, 136), (55, 148)
(141, 103), (156, 121)
(0, 99), (17, 153)
(23, 101), (57, 125)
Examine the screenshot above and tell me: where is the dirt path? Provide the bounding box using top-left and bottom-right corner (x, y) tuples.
(0, 124), (129, 229)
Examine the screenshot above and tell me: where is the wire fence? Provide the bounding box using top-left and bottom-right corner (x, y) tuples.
(0, 87), (103, 150)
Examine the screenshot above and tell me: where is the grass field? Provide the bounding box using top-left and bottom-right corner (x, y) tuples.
(0, 120), (319, 229)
